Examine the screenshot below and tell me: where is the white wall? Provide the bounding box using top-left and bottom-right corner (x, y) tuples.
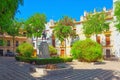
(76, 24), (86, 40)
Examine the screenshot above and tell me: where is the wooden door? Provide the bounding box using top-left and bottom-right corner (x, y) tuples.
(106, 49), (110, 58)
(60, 49), (64, 57)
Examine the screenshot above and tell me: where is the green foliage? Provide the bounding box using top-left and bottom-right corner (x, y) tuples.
(16, 48), (20, 53)
(71, 39), (103, 62)
(49, 45), (57, 55)
(0, 0), (23, 32)
(115, 0), (120, 31)
(0, 39), (6, 46)
(15, 56), (73, 65)
(59, 16), (74, 26)
(54, 25), (72, 42)
(16, 43), (34, 57)
(54, 16), (76, 42)
(7, 20), (21, 37)
(25, 13), (46, 38)
(83, 11), (109, 37)
(115, 0), (120, 20)
(7, 20), (22, 52)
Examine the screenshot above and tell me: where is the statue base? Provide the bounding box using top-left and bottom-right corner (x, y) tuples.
(38, 42), (50, 58)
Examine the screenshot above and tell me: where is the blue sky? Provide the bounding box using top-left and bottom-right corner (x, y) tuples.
(15, 0), (113, 22)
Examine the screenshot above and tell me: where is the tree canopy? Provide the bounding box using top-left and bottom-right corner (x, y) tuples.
(25, 13), (46, 38)
(54, 16), (76, 42)
(7, 20), (22, 37)
(7, 20), (22, 52)
(59, 16), (74, 27)
(0, 0), (23, 32)
(54, 25), (72, 42)
(83, 11), (109, 38)
(114, 0), (120, 31)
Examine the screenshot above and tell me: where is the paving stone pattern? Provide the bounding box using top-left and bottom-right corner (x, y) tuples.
(40, 61), (120, 80)
(0, 57), (120, 80)
(0, 57), (36, 80)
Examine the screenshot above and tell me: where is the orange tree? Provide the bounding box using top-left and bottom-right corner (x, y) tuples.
(83, 11), (109, 38)
(24, 13), (46, 49)
(53, 16), (76, 56)
(7, 20), (22, 52)
(115, 0), (120, 31)
(25, 13), (46, 38)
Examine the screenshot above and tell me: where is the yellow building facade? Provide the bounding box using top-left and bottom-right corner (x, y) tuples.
(0, 33), (31, 56)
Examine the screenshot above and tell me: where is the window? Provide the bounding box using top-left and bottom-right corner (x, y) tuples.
(106, 36), (110, 46)
(0, 49), (3, 56)
(16, 41), (19, 47)
(7, 40), (10, 46)
(96, 36), (100, 44)
(0, 32), (3, 35)
(7, 50), (10, 52)
(23, 32), (26, 36)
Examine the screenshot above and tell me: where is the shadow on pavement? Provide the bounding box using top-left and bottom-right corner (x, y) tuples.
(1, 57), (120, 80)
(0, 57), (36, 80)
(38, 69), (120, 80)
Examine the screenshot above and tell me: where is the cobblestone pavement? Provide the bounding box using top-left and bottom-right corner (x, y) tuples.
(1, 57), (120, 80)
(40, 61), (120, 80)
(0, 57), (36, 80)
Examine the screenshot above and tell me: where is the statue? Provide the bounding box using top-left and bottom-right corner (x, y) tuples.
(42, 30), (47, 40)
(38, 30), (50, 58)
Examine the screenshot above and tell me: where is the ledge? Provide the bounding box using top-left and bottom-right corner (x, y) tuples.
(34, 65), (73, 76)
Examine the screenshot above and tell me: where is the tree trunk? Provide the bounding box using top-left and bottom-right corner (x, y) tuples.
(96, 34), (98, 42)
(36, 37), (38, 54)
(3, 33), (5, 55)
(36, 37), (37, 47)
(13, 36), (15, 52)
(64, 39), (66, 57)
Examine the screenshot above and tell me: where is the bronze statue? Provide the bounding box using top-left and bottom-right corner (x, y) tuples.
(42, 30), (46, 40)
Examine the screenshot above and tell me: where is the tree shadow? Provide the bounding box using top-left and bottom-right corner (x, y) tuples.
(1, 57), (120, 80)
(37, 68), (120, 80)
(93, 61), (106, 65)
(0, 57), (37, 80)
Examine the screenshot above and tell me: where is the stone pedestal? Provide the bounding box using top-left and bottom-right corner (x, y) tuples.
(38, 42), (50, 58)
